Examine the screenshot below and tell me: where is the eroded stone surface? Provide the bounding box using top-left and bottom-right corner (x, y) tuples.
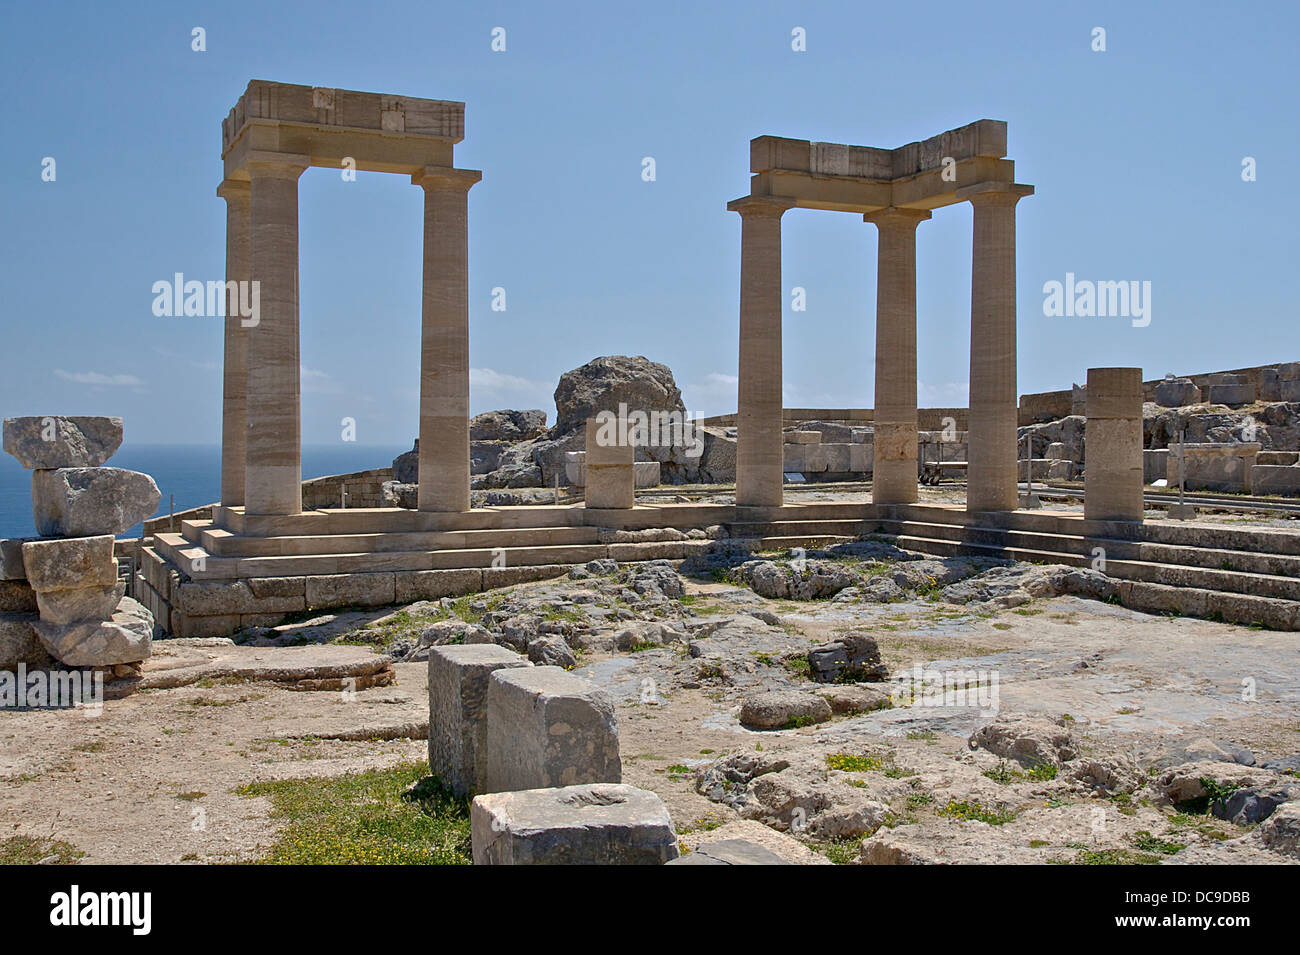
(21, 536), (116, 593)
(3, 416), (123, 469)
(32, 467), (160, 537)
(34, 596), (153, 666)
(471, 783), (678, 865)
(484, 665), (620, 793)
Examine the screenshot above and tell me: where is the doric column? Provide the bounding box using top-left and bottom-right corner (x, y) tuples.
(728, 195), (794, 507)
(244, 154), (308, 516)
(412, 166), (481, 513)
(1084, 367), (1144, 522)
(864, 207), (930, 505)
(961, 183), (1032, 512)
(217, 179), (250, 508)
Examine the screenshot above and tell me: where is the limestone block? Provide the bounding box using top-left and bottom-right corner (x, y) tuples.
(1153, 377), (1200, 407)
(21, 536), (117, 593)
(1144, 449), (1169, 484)
(1085, 367), (1144, 522)
(0, 580), (38, 613)
(786, 431), (821, 445)
(304, 572), (396, 608)
(1205, 375), (1255, 406)
(633, 461), (660, 487)
(1169, 443), (1260, 493)
(35, 582), (125, 625)
(2, 416), (123, 469)
(849, 443), (872, 472)
(482, 564), (569, 589)
(175, 579), (304, 616)
(471, 784), (678, 865)
(395, 568), (482, 603)
(805, 443), (850, 473)
(782, 446), (805, 472)
(0, 612), (51, 669)
(1251, 465), (1300, 496)
(0, 538), (32, 580)
(429, 645), (533, 797)
(32, 467), (160, 537)
(1044, 442), (1069, 460)
(850, 429), (871, 444)
(34, 595), (152, 665)
(484, 665), (620, 793)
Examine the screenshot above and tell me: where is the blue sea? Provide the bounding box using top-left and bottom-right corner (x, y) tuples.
(0, 444), (406, 540)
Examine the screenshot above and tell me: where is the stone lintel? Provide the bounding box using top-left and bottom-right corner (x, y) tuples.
(223, 80), (465, 154)
(750, 120), (1007, 178)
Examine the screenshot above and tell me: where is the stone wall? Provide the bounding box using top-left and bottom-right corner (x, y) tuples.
(301, 468), (393, 509)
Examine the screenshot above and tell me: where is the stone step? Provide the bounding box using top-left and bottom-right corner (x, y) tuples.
(153, 530), (712, 581)
(888, 532), (1300, 603)
(884, 518), (1300, 582)
(725, 519), (878, 538)
(196, 522), (603, 557)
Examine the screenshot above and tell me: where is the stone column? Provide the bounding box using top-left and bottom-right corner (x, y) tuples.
(412, 166), (482, 512)
(728, 196), (794, 508)
(962, 184), (1031, 512)
(1084, 367), (1144, 522)
(865, 208), (930, 505)
(244, 155), (308, 516)
(217, 179), (250, 507)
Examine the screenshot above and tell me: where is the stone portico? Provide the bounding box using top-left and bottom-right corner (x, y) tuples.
(729, 121), (1033, 512)
(217, 80), (479, 517)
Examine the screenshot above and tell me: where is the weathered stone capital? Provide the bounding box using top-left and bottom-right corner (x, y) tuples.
(411, 166), (482, 191)
(957, 181), (1034, 205)
(242, 151), (311, 180)
(863, 207), (932, 229)
(726, 194), (796, 218)
(216, 179), (251, 202)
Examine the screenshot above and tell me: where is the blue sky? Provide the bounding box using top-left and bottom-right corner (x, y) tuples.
(1, 0), (1296, 446)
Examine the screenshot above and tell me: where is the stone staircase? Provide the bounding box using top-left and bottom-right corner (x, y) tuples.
(134, 497), (1300, 637)
(719, 502), (1300, 630)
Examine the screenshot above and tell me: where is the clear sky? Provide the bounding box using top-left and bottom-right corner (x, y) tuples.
(2, 0), (1296, 445)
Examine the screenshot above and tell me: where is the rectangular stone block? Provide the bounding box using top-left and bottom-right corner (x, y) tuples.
(849, 443), (871, 472)
(21, 536), (117, 592)
(395, 568), (483, 603)
(0, 538), (32, 580)
(786, 431), (821, 445)
(171, 612), (241, 638)
(429, 644), (532, 797)
(482, 564), (569, 589)
(35, 582), (125, 625)
(484, 666), (621, 794)
(471, 784), (678, 865)
(247, 576), (305, 599)
(176, 579), (304, 616)
(304, 572), (396, 608)
(1253, 465), (1300, 496)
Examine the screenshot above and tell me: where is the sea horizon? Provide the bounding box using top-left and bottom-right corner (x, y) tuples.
(0, 443), (407, 540)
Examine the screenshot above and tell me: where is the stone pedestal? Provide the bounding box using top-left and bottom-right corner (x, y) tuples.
(1084, 367), (1144, 522)
(428, 644), (532, 797)
(413, 167), (481, 513)
(484, 665), (620, 794)
(584, 417), (635, 509)
(865, 208), (929, 505)
(730, 197), (793, 507)
(471, 784), (678, 865)
(245, 156), (308, 517)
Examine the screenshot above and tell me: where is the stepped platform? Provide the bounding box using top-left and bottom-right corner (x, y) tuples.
(134, 498), (1300, 637)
